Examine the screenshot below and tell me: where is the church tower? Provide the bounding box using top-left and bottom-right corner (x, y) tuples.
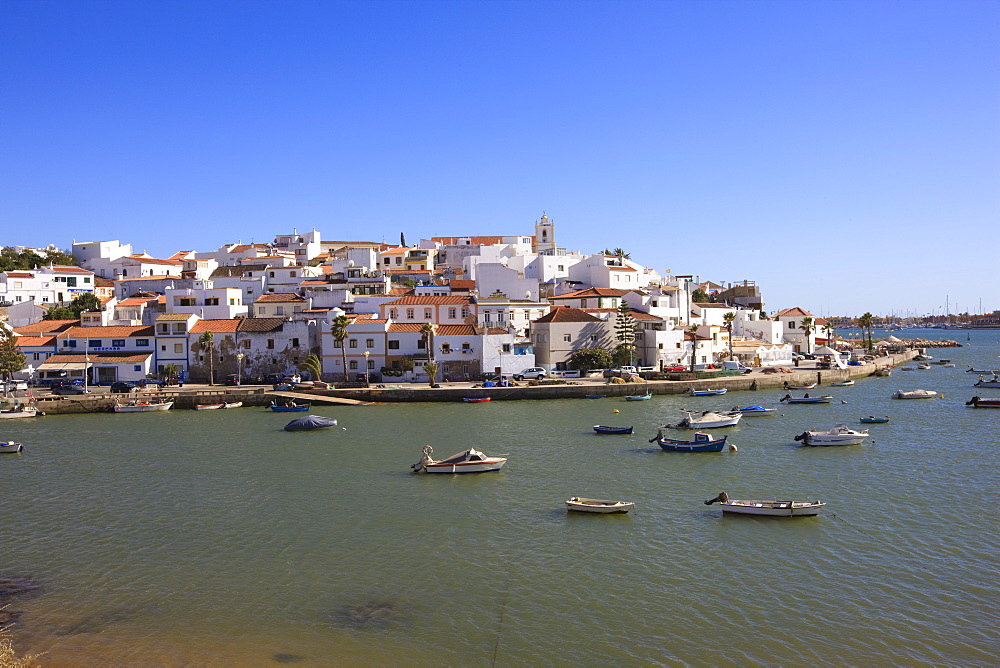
(534, 213), (556, 253)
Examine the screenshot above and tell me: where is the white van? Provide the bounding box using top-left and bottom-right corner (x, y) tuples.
(722, 361), (753, 374)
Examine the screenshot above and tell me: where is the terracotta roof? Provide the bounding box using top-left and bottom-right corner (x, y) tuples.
(15, 336), (56, 347)
(381, 247), (409, 255)
(608, 266), (637, 271)
(5, 272), (34, 278)
(386, 269), (430, 274)
(383, 295), (472, 306)
(155, 314), (194, 321)
(387, 323), (428, 333)
(435, 325), (479, 336)
(50, 265), (92, 273)
(254, 293), (307, 303)
(94, 276), (115, 287)
(116, 297), (158, 307)
(695, 303), (732, 309)
(167, 251), (194, 260)
(448, 280), (476, 290)
(299, 280), (329, 286)
(485, 327), (509, 335)
(775, 307), (814, 317)
(302, 308), (331, 313)
(533, 307), (602, 324)
(387, 288), (415, 296)
(41, 352), (153, 363)
(190, 319), (241, 334)
(65, 325), (155, 337)
(14, 320), (78, 334)
(551, 287), (628, 300)
(237, 317), (286, 333)
(127, 256), (183, 265)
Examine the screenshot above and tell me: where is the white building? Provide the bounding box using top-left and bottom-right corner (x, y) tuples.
(164, 281), (247, 319)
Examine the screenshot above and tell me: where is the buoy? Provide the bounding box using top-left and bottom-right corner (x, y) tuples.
(613, 409), (620, 413)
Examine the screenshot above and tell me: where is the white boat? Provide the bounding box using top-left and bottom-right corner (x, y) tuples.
(113, 400), (174, 412)
(0, 441), (24, 453)
(916, 363), (931, 370)
(793, 424), (869, 446)
(194, 401), (243, 410)
(411, 445), (507, 473)
(891, 389), (939, 399)
(829, 380), (855, 387)
(705, 492), (825, 517)
(565, 497), (634, 514)
(664, 410), (742, 429)
(0, 405), (39, 419)
(974, 375), (1000, 388)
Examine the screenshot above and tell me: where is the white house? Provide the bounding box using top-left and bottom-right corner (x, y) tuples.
(165, 281), (247, 319)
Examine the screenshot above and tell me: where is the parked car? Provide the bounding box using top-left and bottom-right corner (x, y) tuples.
(513, 367), (547, 381)
(0, 379), (28, 392)
(664, 365), (688, 372)
(52, 385), (92, 395)
(110, 381), (139, 393)
(224, 374), (242, 386)
(136, 378), (163, 388)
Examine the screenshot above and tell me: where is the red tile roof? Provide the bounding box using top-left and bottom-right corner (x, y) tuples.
(65, 325), (155, 337)
(5, 272), (34, 278)
(50, 265), (92, 273)
(190, 319), (241, 334)
(15, 336), (56, 347)
(551, 287), (628, 299)
(775, 307), (814, 317)
(127, 256), (183, 265)
(447, 280), (476, 290)
(254, 293), (307, 303)
(116, 297), (158, 307)
(534, 307), (602, 324)
(383, 295), (472, 306)
(14, 320), (77, 335)
(435, 325), (479, 336)
(387, 323), (428, 333)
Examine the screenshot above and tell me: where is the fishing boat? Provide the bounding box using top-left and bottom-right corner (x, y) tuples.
(194, 403), (225, 410)
(411, 445), (507, 473)
(284, 415), (338, 431)
(624, 393), (652, 401)
(687, 388), (727, 396)
(783, 382), (817, 390)
(966, 396), (1000, 408)
(891, 389), (938, 399)
(779, 394), (834, 404)
(794, 424), (869, 446)
(967, 366), (1000, 374)
(663, 410), (742, 429)
(593, 425), (634, 435)
(584, 395), (607, 399)
(860, 415), (890, 424)
(113, 400), (173, 412)
(0, 405), (39, 419)
(0, 441), (24, 453)
(704, 492), (825, 517)
(462, 397), (491, 403)
(651, 429), (734, 452)
(973, 374), (1000, 388)
(269, 401), (310, 412)
(731, 405), (778, 416)
(829, 380), (855, 387)
(565, 497), (634, 514)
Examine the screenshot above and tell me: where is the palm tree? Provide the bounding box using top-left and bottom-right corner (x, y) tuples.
(297, 353), (323, 381)
(723, 312), (736, 361)
(198, 330), (215, 385)
(423, 360), (439, 387)
(798, 316), (814, 355)
(331, 315), (351, 381)
(420, 322), (436, 363)
(858, 312), (875, 352)
(824, 322), (835, 348)
(687, 324), (700, 373)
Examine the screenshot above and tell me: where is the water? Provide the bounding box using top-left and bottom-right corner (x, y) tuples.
(2, 330), (998, 665)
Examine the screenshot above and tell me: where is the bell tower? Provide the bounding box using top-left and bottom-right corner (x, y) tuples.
(534, 213), (555, 253)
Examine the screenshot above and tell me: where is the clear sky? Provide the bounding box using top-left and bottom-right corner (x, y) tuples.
(2, 0), (997, 318)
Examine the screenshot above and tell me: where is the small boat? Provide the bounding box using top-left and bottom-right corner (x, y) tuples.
(829, 380), (855, 387)
(860, 415), (890, 424)
(113, 400), (173, 413)
(731, 405), (778, 416)
(704, 492), (825, 517)
(462, 397), (492, 403)
(942, 363), (956, 368)
(222, 401), (243, 409)
(663, 410), (742, 429)
(565, 497), (634, 514)
(585, 395), (607, 399)
(624, 392), (653, 401)
(794, 424), (869, 446)
(916, 363), (931, 370)
(973, 375), (1000, 388)
(651, 429), (734, 452)
(967, 366), (1000, 374)
(411, 445), (507, 473)
(779, 394), (833, 404)
(0, 441), (24, 453)
(891, 389), (939, 399)
(687, 388), (727, 396)
(930, 359), (951, 365)
(269, 401), (310, 412)
(783, 382), (817, 390)
(593, 425), (634, 435)
(873, 368), (893, 377)
(966, 395), (1000, 408)
(914, 354), (933, 361)
(0, 406), (39, 419)
(284, 415), (338, 431)
(194, 403), (225, 410)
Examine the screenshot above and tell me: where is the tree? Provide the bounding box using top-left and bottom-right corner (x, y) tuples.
(614, 302), (638, 366)
(723, 312), (736, 361)
(824, 322), (835, 347)
(858, 312), (875, 352)
(331, 315), (351, 381)
(568, 347), (612, 372)
(420, 322), (436, 363)
(611, 248), (630, 262)
(297, 354), (323, 381)
(198, 330), (215, 385)
(691, 288), (709, 303)
(0, 325), (27, 385)
(43, 292), (102, 320)
(162, 363), (179, 384)
(400, 232), (406, 247)
(611, 343), (635, 367)
(798, 316), (814, 355)
(423, 360), (439, 387)
(687, 324), (700, 373)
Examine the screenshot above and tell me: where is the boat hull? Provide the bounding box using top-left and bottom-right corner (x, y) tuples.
(688, 389), (727, 396)
(113, 401), (173, 412)
(422, 459), (507, 473)
(967, 397), (1000, 408)
(860, 416), (890, 424)
(720, 501), (826, 517)
(624, 394), (652, 401)
(734, 406), (777, 416)
(593, 425), (634, 435)
(270, 404), (310, 412)
(566, 498), (634, 513)
(0, 408), (39, 419)
(658, 438), (727, 452)
(0, 442), (24, 453)
(892, 390), (938, 399)
(462, 397), (491, 403)
(194, 403), (224, 410)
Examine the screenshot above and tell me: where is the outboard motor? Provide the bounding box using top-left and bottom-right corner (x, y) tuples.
(704, 492), (729, 505)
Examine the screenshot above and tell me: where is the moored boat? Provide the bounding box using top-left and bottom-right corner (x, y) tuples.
(891, 389), (939, 399)
(794, 424), (869, 446)
(687, 388), (727, 396)
(194, 403), (225, 410)
(783, 382), (817, 390)
(779, 394), (833, 404)
(651, 429), (734, 452)
(269, 401), (310, 412)
(462, 397), (491, 403)
(113, 400), (173, 412)
(966, 395), (1000, 408)
(0, 441), (24, 453)
(967, 366), (1000, 374)
(663, 410), (742, 429)
(624, 392), (652, 401)
(593, 425), (634, 435)
(829, 380), (855, 387)
(222, 401), (243, 409)
(0, 405), (39, 419)
(411, 445), (507, 473)
(973, 374), (1000, 388)
(565, 497), (634, 514)
(704, 492), (825, 517)
(732, 405), (778, 416)
(860, 415), (890, 424)
(284, 415), (338, 431)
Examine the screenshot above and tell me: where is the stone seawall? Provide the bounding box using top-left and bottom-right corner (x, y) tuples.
(31, 388), (270, 415)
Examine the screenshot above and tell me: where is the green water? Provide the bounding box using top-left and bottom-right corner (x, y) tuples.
(2, 330), (998, 666)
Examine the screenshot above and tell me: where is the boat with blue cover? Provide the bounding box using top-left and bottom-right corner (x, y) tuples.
(284, 415), (338, 431)
(732, 405), (777, 416)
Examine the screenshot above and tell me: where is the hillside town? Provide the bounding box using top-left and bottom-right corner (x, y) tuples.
(0, 216), (917, 386)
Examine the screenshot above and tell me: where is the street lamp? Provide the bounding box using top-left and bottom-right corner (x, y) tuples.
(497, 347), (503, 380)
(236, 352), (244, 385)
(364, 350), (370, 385)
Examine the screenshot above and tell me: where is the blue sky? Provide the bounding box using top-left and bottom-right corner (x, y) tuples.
(2, 0), (997, 318)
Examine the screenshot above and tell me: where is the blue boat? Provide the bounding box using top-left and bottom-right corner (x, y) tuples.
(593, 425), (634, 435)
(732, 405), (778, 416)
(270, 401), (310, 412)
(687, 388), (727, 396)
(652, 430), (730, 452)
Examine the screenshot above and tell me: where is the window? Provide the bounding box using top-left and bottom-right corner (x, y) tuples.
(267, 339), (275, 349)
(484, 312), (491, 323)
(334, 340), (343, 348)
(174, 343), (183, 353)
(157, 323), (168, 334)
(204, 298), (219, 306)
(563, 334), (571, 342)
(367, 360), (375, 370)
(406, 309), (414, 320)
(349, 360), (358, 370)
(84, 277), (91, 283)
(290, 271), (296, 277)
(134, 365), (141, 371)
(502, 344), (511, 353)
(658, 343), (664, 349)
(276, 307), (284, 316)
(179, 298), (195, 306)
(558, 265), (564, 271)
(390, 309), (398, 319)
(441, 343), (451, 353)
(424, 309), (432, 319)
(89, 340), (102, 348)
(388, 340), (400, 350)
(258, 307), (267, 315)
(462, 342), (471, 350)
(448, 308), (456, 319)
(366, 339), (374, 348)
(349, 339), (358, 348)
(33, 353), (40, 360)
(417, 339), (425, 349)
(461, 308), (469, 318)
(269, 271), (275, 278)
(66, 277), (77, 287)
(161, 345), (166, 351)
(291, 338), (300, 348)
(112, 339), (125, 347)
(580, 299), (587, 307)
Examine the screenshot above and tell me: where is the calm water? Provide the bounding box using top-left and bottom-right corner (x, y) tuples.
(3, 330), (998, 666)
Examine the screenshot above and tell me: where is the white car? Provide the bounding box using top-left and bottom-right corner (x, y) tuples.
(0, 379), (28, 391)
(513, 367), (547, 381)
